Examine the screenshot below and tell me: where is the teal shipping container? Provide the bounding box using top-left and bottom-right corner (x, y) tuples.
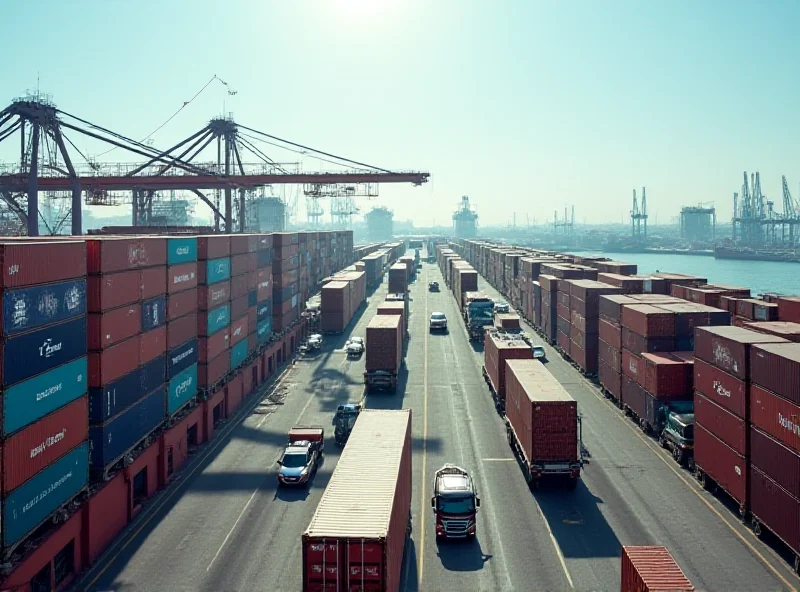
(230, 340), (248, 369)
(206, 258), (231, 285)
(207, 303), (231, 336)
(167, 237), (198, 265)
(257, 318), (272, 343)
(2, 357), (88, 436)
(168, 363), (198, 416)
(3, 441), (89, 548)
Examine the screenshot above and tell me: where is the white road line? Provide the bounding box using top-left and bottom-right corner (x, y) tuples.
(206, 488), (259, 571)
(539, 501), (575, 589)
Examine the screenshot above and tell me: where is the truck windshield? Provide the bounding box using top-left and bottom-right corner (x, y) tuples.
(439, 496), (475, 514)
(470, 303), (494, 321)
(282, 453), (308, 468)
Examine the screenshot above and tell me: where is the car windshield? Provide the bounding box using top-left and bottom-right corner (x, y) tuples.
(282, 453), (308, 468)
(431, 313), (446, 320)
(439, 495), (475, 514)
(534, 347), (545, 354)
(352, 337), (363, 344)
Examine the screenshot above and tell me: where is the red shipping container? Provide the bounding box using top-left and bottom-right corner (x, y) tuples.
(505, 359), (578, 463)
(599, 339), (621, 373)
(744, 321), (800, 342)
(622, 328), (675, 356)
(226, 373), (244, 415)
(622, 349), (646, 385)
(365, 315), (403, 374)
(620, 546), (694, 592)
(198, 352), (231, 387)
(778, 296), (800, 323)
(87, 270), (140, 312)
(247, 306), (257, 334)
(693, 358), (747, 419)
(89, 335), (140, 387)
(199, 328), (230, 363)
(621, 375), (648, 419)
(230, 234), (259, 255)
(642, 353), (692, 398)
(694, 424), (748, 509)
(231, 295), (248, 322)
(484, 331), (534, 402)
(749, 466), (800, 556)
(750, 426), (800, 498)
(599, 295), (638, 323)
(167, 262), (198, 295)
(230, 274), (248, 300)
(695, 392), (747, 455)
(0, 241), (86, 288)
(256, 270), (272, 301)
(167, 289), (198, 322)
(198, 281), (230, 311)
(87, 237), (167, 274)
(141, 266), (167, 299)
(247, 269), (257, 291)
(557, 330), (570, 354)
(750, 342), (800, 405)
(230, 316), (248, 347)
(750, 383), (800, 454)
(621, 304), (675, 337)
(231, 254), (249, 277)
(599, 318), (622, 350)
(140, 325), (167, 364)
(168, 313), (198, 349)
(570, 338), (598, 375)
(694, 326), (788, 381)
(599, 360), (622, 399)
(196, 235), (230, 260)
(246, 252), (258, 272)
(1, 396), (89, 494)
(243, 361), (254, 395)
(88, 304), (141, 350)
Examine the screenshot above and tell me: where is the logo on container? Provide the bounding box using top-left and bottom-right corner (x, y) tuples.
(173, 273), (193, 284)
(629, 360), (638, 374)
(30, 428), (66, 458)
(215, 262), (226, 274)
(233, 326), (243, 338)
(712, 342), (737, 373)
(175, 375), (194, 397)
(128, 244), (149, 266)
(38, 291), (59, 318)
(176, 246), (190, 256)
(35, 382), (63, 402)
(39, 338), (63, 358)
(214, 309), (228, 324)
(171, 348), (195, 365)
(64, 285), (82, 311)
(211, 288), (226, 302)
(778, 413), (800, 437)
(713, 380), (731, 398)
(8, 264), (19, 275)
(150, 303), (160, 325)
(11, 296), (29, 328)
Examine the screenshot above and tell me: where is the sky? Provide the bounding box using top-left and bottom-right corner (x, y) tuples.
(3, 0), (800, 228)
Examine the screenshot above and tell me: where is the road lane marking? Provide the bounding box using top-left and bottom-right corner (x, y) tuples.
(206, 487), (259, 571)
(417, 261), (430, 583)
(539, 508), (575, 589)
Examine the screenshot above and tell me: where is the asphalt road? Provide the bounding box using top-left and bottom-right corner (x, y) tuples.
(78, 252), (799, 592)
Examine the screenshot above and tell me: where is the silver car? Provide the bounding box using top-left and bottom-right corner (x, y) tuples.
(429, 312), (448, 332)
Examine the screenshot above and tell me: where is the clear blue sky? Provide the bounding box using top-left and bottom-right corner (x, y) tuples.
(3, 0), (800, 227)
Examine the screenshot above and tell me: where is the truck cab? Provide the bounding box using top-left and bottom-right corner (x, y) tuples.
(463, 292), (495, 341)
(334, 404), (362, 446)
(659, 412), (695, 468)
(431, 465), (480, 541)
(277, 426), (324, 487)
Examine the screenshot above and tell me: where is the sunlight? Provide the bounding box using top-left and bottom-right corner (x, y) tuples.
(332, 0), (381, 20)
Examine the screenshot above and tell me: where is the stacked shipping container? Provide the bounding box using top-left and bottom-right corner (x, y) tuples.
(273, 233), (300, 332)
(197, 236), (230, 390)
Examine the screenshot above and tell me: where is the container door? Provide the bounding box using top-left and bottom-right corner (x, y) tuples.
(305, 539), (341, 591)
(347, 540), (384, 591)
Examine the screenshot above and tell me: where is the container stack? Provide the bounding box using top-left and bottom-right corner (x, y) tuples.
(320, 271), (365, 334)
(229, 235), (257, 375)
(87, 237), (169, 476)
(388, 262), (408, 294)
(565, 280), (623, 376)
(377, 301), (408, 334)
(196, 236), (231, 390)
(0, 241), (90, 552)
(693, 326), (789, 515)
(273, 233), (300, 332)
(255, 234), (274, 348)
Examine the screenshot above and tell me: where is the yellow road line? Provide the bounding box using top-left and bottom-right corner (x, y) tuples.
(417, 261), (430, 583)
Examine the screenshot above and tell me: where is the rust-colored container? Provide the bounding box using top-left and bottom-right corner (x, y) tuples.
(168, 313), (198, 350)
(87, 236), (167, 274)
(621, 328), (675, 356)
(693, 358), (747, 418)
(695, 392), (746, 455)
(230, 234), (260, 255)
(230, 315), (248, 347)
(569, 338), (598, 374)
(231, 295), (248, 322)
(622, 304), (675, 337)
(557, 329), (570, 353)
(694, 326), (788, 381)
(620, 546), (694, 592)
(256, 270), (272, 302)
(140, 325), (167, 364)
(377, 302), (407, 332)
(199, 328), (230, 363)
(167, 289), (197, 321)
(140, 265), (167, 299)
(88, 304), (141, 350)
(750, 342), (800, 405)
(231, 253), (249, 277)
(750, 383), (800, 454)
(87, 270), (139, 312)
(599, 339), (621, 373)
(0, 241), (87, 288)
(743, 321), (800, 342)
(365, 315), (403, 373)
(750, 426), (800, 497)
(599, 318), (621, 351)
(230, 274), (248, 300)
(196, 235), (230, 260)
(694, 424), (748, 508)
(247, 269), (257, 291)
(653, 303), (709, 337)
(622, 349), (646, 385)
(89, 335), (140, 387)
(642, 352), (692, 398)
(494, 314), (521, 330)
(777, 296), (800, 323)
(167, 262), (198, 294)
(198, 281), (230, 311)
(199, 351), (231, 387)
(484, 331), (533, 402)
(621, 375), (647, 418)
(247, 306), (257, 333)
(599, 295), (637, 323)
(749, 466), (800, 557)
(1, 396), (89, 494)
(388, 263), (407, 294)
(599, 360), (622, 399)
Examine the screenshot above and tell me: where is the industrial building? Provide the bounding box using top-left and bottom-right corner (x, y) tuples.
(247, 196), (287, 232)
(680, 204), (715, 241)
(453, 195), (478, 238)
(365, 206), (393, 240)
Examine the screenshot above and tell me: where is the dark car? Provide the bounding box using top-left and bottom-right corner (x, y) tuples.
(429, 282), (440, 292)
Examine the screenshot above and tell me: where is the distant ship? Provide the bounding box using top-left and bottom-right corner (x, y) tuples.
(714, 245), (800, 263)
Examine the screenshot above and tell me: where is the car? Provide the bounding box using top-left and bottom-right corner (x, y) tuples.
(429, 312), (448, 332)
(277, 426), (324, 487)
(308, 334), (323, 350)
(429, 281), (440, 292)
(345, 337), (364, 358)
(532, 345), (546, 360)
(493, 301), (510, 315)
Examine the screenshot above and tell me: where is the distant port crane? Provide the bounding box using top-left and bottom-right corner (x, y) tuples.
(732, 172), (800, 248)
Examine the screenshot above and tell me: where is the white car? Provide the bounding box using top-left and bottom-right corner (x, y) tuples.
(345, 337), (364, 357)
(429, 312), (448, 332)
(532, 345), (546, 360)
(493, 301), (510, 315)
(308, 334), (323, 349)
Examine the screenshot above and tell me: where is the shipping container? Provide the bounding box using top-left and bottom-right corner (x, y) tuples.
(302, 409), (411, 592)
(199, 352), (231, 387)
(599, 318), (622, 351)
(257, 249), (273, 269)
(196, 235), (231, 260)
(167, 312), (198, 349)
(89, 335), (140, 388)
(231, 253), (249, 277)
(199, 328), (230, 363)
(140, 325), (167, 365)
(599, 339), (621, 373)
(197, 281), (230, 312)
(694, 424), (748, 509)
(141, 295), (167, 332)
(749, 466), (800, 560)
(621, 305), (675, 337)
(694, 326), (788, 381)
(166, 237), (197, 265)
(388, 263), (407, 294)
(621, 328), (675, 356)
(620, 546), (694, 592)
(168, 364), (198, 416)
(167, 289), (198, 321)
(140, 265), (167, 300)
(1, 316), (87, 387)
(230, 275), (249, 301)
(167, 262), (198, 294)
(750, 383), (800, 454)
(88, 354), (164, 423)
(87, 270), (140, 312)
(750, 426), (800, 498)
(599, 360), (622, 399)
(599, 295), (638, 324)
(484, 331), (533, 407)
(750, 342), (800, 405)
(256, 299), (271, 321)
(641, 352), (693, 398)
(231, 294), (248, 321)
(622, 349), (646, 385)
(693, 358), (747, 419)
(695, 392), (746, 455)
(90, 387), (167, 468)
(87, 237), (166, 273)
(200, 257), (231, 285)
(2, 441), (88, 549)
(199, 303), (231, 337)
(88, 304), (140, 350)
(257, 318), (272, 343)
(167, 338), (198, 380)
(365, 315), (403, 374)
(230, 340), (248, 369)
(230, 315), (248, 347)
(2, 278), (86, 336)
(743, 321), (800, 342)
(230, 234), (260, 255)
(1, 396), (89, 494)
(0, 241), (87, 288)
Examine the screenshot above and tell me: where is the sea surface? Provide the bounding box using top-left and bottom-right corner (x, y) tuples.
(568, 251), (800, 296)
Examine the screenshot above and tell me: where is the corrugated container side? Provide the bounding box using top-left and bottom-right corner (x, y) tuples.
(167, 289), (198, 321)
(166, 237), (197, 265)
(139, 325), (167, 365)
(694, 326), (788, 381)
(168, 364), (198, 416)
(694, 392), (747, 455)
(599, 318), (622, 351)
(749, 466), (800, 556)
(365, 315), (402, 373)
(197, 281), (230, 311)
(693, 358), (747, 419)
(199, 328), (230, 363)
(621, 374), (648, 419)
(750, 342), (800, 405)
(199, 352), (230, 387)
(599, 360), (622, 399)
(750, 426), (800, 497)
(168, 312), (198, 349)
(621, 328), (675, 356)
(167, 262), (198, 294)
(694, 424), (748, 508)
(167, 338), (198, 380)
(0, 241), (87, 288)
(621, 304), (675, 337)
(89, 335), (140, 388)
(86, 237), (167, 274)
(140, 265), (167, 299)
(2, 278), (87, 336)
(88, 304), (140, 350)
(87, 270), (140, 312)
(196, 235), (231, 259)
(620, 546), (694, 592)
(642, 353), (692, 398)
(750, 383), (800, 454)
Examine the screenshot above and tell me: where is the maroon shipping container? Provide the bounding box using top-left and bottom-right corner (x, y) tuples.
(494, 314), (521, 330)
(621, 304), (675, 338)
(621, 328), (675, 357)
(599, 360), (622, 399)
(256, 270), (272, 302)
(377, 302), (407, 332)
(167, 289), (198, 322)
(247, 306), (257, 334)
(88, 304), (141, 350)
(695, 392), (747, 455)
(87, 237), (167, 274)
(1, 396), (89, 494)
(302, 409), (411, 592)
(652, 303), (709, 337)
(743, 321), (800, 342)
(694, 326), (788, 381)
(199, 351), (230, 387)
(230, 315), (248, 347)
(641, 353), (692, 398)
(230, 234), (260, 255)
(750, 383), (800, 455)
(321, 309), (348, 334)
(598, 318), (622, 350)
(557, 329), (570, 353)
(621, 375), (647, 419)
(196, 235), (231, 260)
(622, 349), (646, 385)
(168, 313), (199, 349)
(231, 295), (248, 323)
(693, 358), (747, 419)
(750, 342), (800, 405)
(388, 264), (407, 294)
(199, 328), (230, 363)
(599, 339), (621, 373)
(694, 424), (748, 509)
(365, 315), (403, 373)
(231, 253), (249, 277)
(750, 426), (800, 497)
(167, 263), (198, 295)
(599, 295), (638, 323)
(538, 274), (559, 293)
(778, 296), (800, 323)
(749, 466), (800, 557)
(0, 241), (86, 288)
(484, 331), (534, 402)
(620, 546), (694, 592)
(198, 281), (230, 311)
(89, 335), (140, 387)
(570, 337), (598, 375)
(230, 274), (248, 300)
(247, 269), (257, 291)
(140, 325), (167, 364)
(140, 266), (167, 299)
(595, 273), (643, 294)
(87, 270), (140, 312)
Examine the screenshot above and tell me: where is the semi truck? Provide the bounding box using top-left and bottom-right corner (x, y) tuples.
(463, 291), (495, 340)
(364, 314), (403, 392)
(431, 465), (480, 541)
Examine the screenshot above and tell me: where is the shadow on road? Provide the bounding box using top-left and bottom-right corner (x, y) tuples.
(400, 537), (420, 592)
(435, 537), (492, 572)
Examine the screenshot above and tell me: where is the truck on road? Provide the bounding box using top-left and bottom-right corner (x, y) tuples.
(364, 314), (403, 392)
(431, 465), (481, 541)
(463, 291), (495, 341)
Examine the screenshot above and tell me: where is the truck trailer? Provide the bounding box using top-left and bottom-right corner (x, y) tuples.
(364, 314), (403, 392)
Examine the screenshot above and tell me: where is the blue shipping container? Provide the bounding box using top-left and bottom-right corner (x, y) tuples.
(2, 316), (87, 387)
(248, 289), (258, 308)
(207, 304), (230, 336)
(257, 319), (272, 343)
(167, 338), (198, 380)
(141, 295), (167, 332)
(205, 258), (231, 285)
(3, 442), (89, 548)
(88, 355), (165, 423)
(256, 299), (271, 321)
(168, 364), (197, 416)
(3, 357), (88, 436)
(89, 387), (167, 468)
(257, 250), (273, 269)
(140, 354), (167, 396)
(167, 237), (198, 265)
(2, 278), (87, 336)
(230, 340), (248, 369)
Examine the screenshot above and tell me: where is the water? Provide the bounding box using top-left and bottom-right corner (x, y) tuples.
(569, 251), (800, 296)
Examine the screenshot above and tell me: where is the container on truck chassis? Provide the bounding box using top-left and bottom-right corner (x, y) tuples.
(504, 359), (584, 489)
(388, 263), (408, 294)
(463, 291), (495, 340)
(302, 409), (412, 592)
(364, 314), (403, 392)
(453, 267), (479, 311)
(620, 546), (694, 592)
(483, 330), (534, 412)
